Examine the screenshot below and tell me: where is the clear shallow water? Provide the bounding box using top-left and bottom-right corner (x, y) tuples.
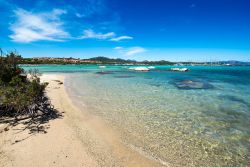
(24, 65), (250, 166)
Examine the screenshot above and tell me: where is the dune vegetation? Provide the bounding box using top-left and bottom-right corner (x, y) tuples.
(0, 50), (54, 120)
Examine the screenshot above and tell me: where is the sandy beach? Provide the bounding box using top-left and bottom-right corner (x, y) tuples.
(0, 74), (161, 167)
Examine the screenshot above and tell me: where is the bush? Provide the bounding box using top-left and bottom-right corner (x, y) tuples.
(0, 50), (50, 117)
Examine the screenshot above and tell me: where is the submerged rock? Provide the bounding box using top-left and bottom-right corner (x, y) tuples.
(95, 71), (115, 75)
(150, 83), (162, 87)
(114, 75), (135, 78)
(174, 80), (213, 89)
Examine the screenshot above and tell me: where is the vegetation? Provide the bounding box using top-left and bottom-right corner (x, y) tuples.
(0, 49), (53, 119)
(88, 56), (137, 64)
(19, 58), (74, 65)
(141, 60), (174, 65)
(19, 56), (175, 65)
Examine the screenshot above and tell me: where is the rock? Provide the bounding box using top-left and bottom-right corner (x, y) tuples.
(114, 75), (135, 78)
(96, 71), (114, 75)
(174, 80), (213, 89)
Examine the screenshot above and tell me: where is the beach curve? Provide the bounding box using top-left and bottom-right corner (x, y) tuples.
(0, 73), (162, 167)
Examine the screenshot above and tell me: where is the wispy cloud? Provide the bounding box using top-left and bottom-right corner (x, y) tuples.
(125, 47), (147, 56)
(80, 29), (115, 39)
(9, 8), (70, 43)
(8, 3), (132, 43)
(80, 29), (133, 42)
(114, 46), (147, 56)
(75, 12), (85, 18)
(110, 36), (133, 41)
(114, 46), (123, 50)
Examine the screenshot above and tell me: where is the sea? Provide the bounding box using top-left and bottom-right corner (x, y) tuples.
(22, 65), (250, 166)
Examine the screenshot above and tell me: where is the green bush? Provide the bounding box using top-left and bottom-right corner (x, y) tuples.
(0, 50), (48, 117)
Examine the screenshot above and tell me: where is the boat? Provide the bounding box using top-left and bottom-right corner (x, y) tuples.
(99, 66), (106, 68)
(170, 68), (189, 72)
(148, 66), (155, 69)
(128, 67), (150, 71)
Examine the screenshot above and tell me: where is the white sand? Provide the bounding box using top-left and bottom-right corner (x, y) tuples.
(0, 74), (161, 167)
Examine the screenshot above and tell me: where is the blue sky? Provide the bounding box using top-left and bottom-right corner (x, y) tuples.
(0, 0), (250, 61)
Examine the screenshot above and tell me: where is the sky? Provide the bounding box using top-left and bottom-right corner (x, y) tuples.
(0, 0), (250, 61)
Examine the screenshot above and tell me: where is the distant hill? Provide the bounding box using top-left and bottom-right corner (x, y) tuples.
(17, 56), (249, 66)
(87, 57), (174, 65)
(87, 56), (136, 64)
(19, 56), (175, 65)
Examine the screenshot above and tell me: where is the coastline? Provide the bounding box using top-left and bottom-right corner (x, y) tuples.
(0, 73), (161, 167)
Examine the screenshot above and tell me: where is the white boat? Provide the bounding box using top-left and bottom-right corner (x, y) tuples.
(170, 68), (189, 72)
(128, 67), (150, 71)
(148, 66), (155, 69)
(99, 66), (106, 68)
(179, 68), (189, 72)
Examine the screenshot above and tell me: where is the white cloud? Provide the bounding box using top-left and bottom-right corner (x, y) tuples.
(114, 46), (123, 50)
(9, 8), (69, 43)
(80, 29), (115, 40)
(125, 47), (147, 56)
(114, 46), (147, 56)
(9, 8), (133, 43)
(80, 29), (133, 42)
(110, 35), (133, 41)
(75, 12), (85, 18)
(50, 9), (67, 17)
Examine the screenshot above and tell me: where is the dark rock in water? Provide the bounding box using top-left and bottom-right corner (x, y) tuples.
(150, 83), (162, 87)
(96, 71), (115, 75)
(149, 83), (162, 87)
(114, 75), (135, 78)
(174, 80), (213, 89)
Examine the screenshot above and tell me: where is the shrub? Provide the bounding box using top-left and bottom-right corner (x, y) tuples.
(0, 50), (50, 118)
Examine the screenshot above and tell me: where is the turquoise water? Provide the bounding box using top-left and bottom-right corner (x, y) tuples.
(23, 65), (250, 166)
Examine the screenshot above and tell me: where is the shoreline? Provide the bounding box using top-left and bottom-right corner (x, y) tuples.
(0, 73), (161, 167)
